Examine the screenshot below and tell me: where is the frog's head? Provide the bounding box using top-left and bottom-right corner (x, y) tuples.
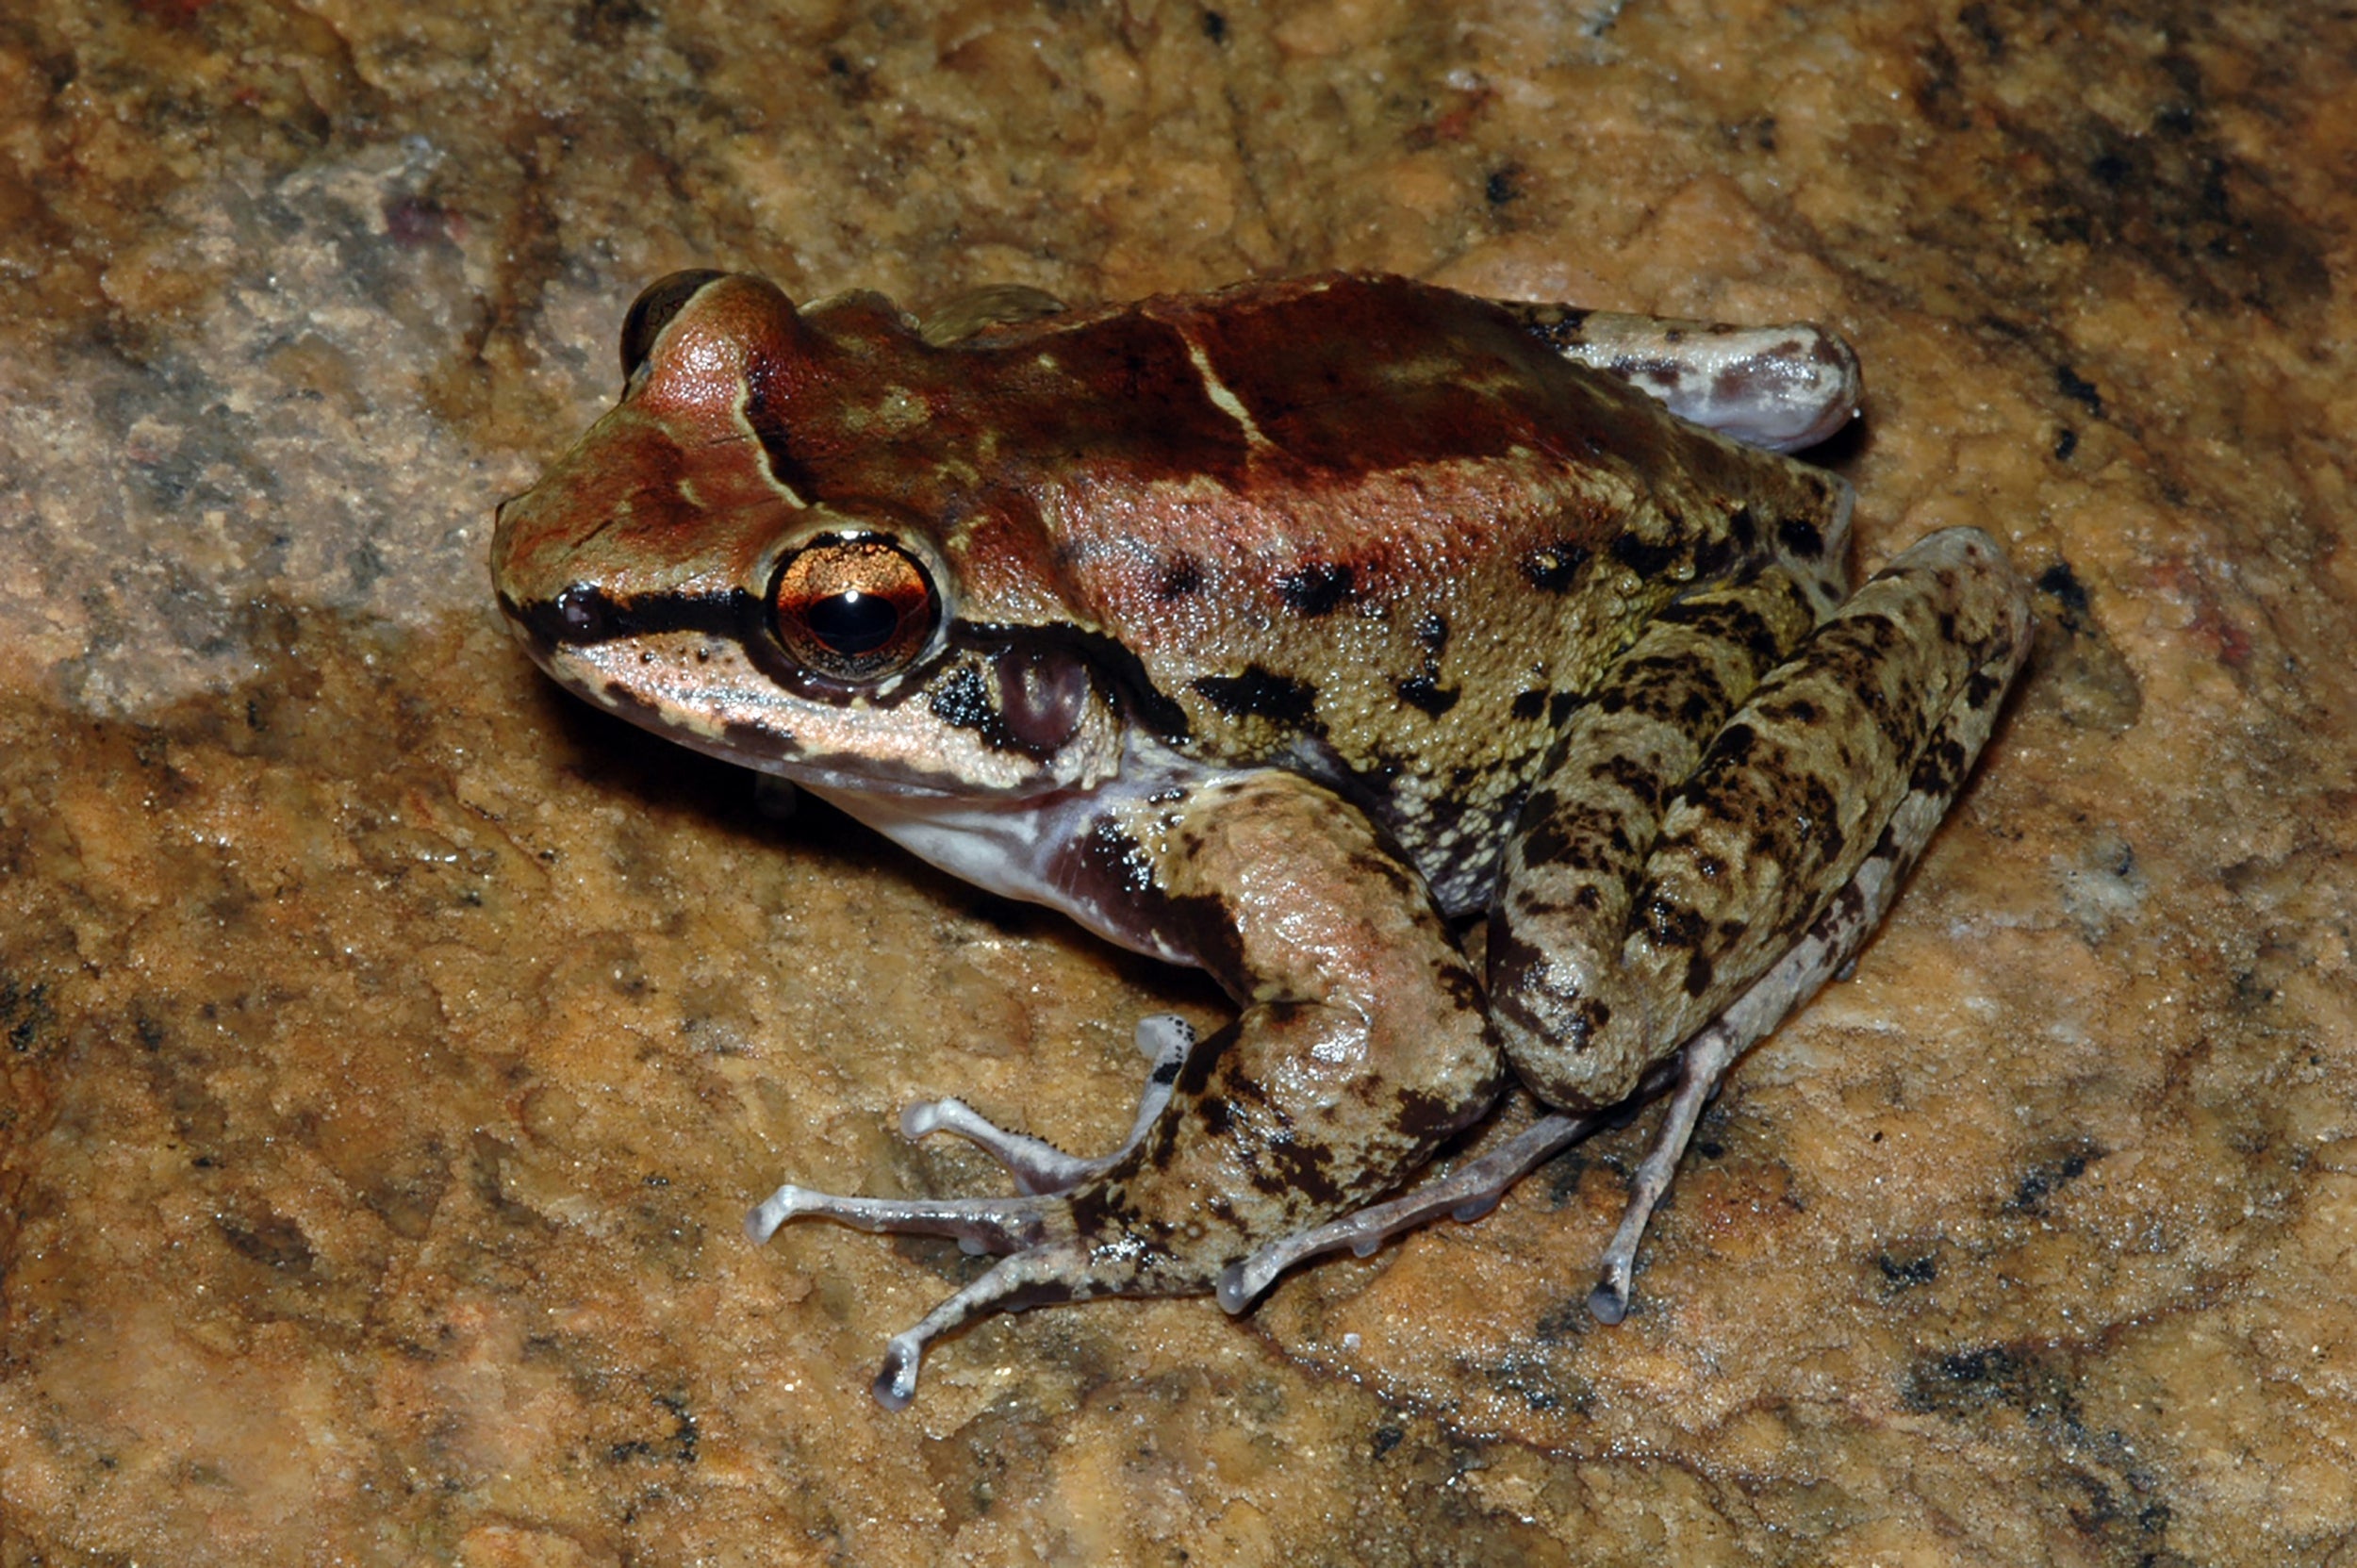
(490, 272), (1128, 801)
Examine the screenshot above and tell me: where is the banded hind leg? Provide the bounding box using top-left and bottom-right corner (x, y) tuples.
(1224, 529), (2029, 1319)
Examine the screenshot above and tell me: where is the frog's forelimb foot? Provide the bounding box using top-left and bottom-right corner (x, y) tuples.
(898, 1015), (1201, 1197)
(751, 766), (1504, 1410)
(744, 1184), (1107, 1409)
(743, 1182), (1051, 1259)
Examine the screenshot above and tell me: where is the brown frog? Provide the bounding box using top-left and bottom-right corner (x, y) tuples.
(490, 271), (2029, 1407)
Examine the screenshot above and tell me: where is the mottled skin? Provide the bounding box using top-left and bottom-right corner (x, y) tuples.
(491, 271), (2031, 1405)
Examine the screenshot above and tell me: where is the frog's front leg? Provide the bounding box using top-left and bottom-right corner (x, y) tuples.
(748, 769), (1501, 1407)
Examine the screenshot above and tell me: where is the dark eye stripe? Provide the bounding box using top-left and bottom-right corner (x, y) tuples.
(513, 586), (751, 649)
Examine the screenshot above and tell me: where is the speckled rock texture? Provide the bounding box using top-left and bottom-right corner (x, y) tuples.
(2, 3), (2351, 1563)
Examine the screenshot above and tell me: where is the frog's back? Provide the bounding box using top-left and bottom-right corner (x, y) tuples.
(796, 272), (1851, 910)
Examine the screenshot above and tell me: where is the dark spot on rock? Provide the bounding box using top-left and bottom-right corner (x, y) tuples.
(219, 1210), (316, 1273)
(1485, 165), (1523, 206)
(2054, 363), (2103, 416)
(1877, 1250), (1939, 1289)
(2006, 1142), (2102, 1213)
(2035, 560), (2092, 627)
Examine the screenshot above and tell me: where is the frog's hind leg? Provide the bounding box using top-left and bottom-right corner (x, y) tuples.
(1581, 676), (2014, 1319)
(1501, 302), (1862, 453)
(898, 1014), (1203, 1196)
(1494, 525), (2029, 1315)
(1229, 531), (2028, 1318)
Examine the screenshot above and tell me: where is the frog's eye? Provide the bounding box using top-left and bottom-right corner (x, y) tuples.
(771, 537), (940, 681)
(619, 270), (728, 385)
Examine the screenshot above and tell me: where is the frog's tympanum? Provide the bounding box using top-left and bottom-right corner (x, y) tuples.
(492, 272), (2029, 1407)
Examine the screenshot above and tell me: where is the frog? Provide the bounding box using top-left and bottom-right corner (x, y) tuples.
(490, 269), (2030, 1409)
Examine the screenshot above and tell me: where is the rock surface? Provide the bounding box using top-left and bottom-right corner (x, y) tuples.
(2, 3), (2351, 1563)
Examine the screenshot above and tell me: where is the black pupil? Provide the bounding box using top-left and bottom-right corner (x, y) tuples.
(805, 591), (899, 654)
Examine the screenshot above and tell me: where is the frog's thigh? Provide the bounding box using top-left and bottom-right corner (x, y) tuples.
(1500, 527), (2029, 1110)
(1488, 565), (1828, 1101)
(1104, 769), (1503, 1255)
(1501, 301), (1862, 452)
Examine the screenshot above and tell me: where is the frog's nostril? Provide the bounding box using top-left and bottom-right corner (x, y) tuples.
(554, 584), (613, 641)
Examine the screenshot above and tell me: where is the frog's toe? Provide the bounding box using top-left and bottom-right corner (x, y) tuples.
(896, 1097), (1087, 1196)
(898, 1015), (1203, 1197)
(867, 1241), (1097, 1410)
(743, 1181), (1052, 1258)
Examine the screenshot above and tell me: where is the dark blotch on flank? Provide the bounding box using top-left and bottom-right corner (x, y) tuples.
(1511, 687), (1548, 721)
(1158, 554), (1204, 599)
(1522, 541), (1591, 593)
(1397, 672), (1459, 717)
(1728, 504), (1760, 551)
(1277, 560), (1356, 617)
(1193, 666), (1321, 725)
(1611, 532), (1679, 581)
(1778, 515), (1825, 558)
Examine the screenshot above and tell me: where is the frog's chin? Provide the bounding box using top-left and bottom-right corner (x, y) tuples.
(788, 736), (1220, 968)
